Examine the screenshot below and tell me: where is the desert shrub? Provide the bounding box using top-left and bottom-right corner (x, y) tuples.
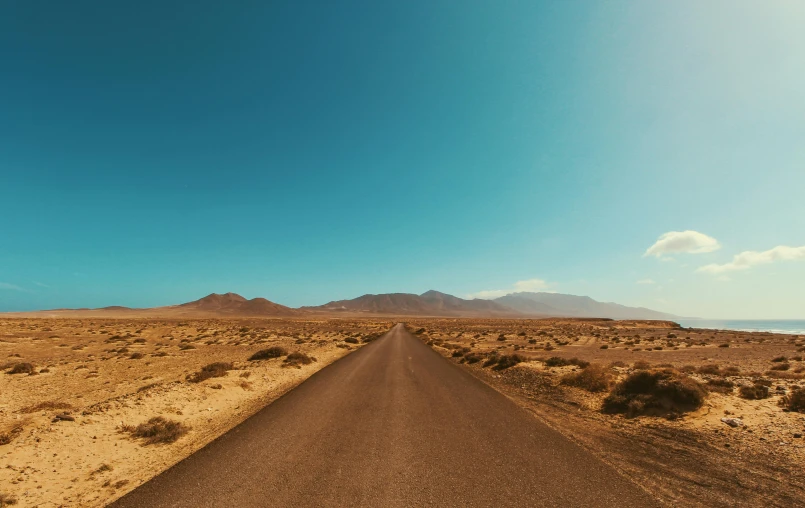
(722, 366), (741, 376)
(482, 354), (499, 368)
(129, 352), (144, 360)
(770, 363), (790, 371)
(0, 492), (18, 506)
(602, 369), (707, 417)
(344, 337), (359, 344)
(493, 354), (525, 370)
(561, 364), (613, 392)
(283, 352), (316, 368)
(20, 401), (74, 413)
(464, 353), (483, 364)
(697, 364), (721, 375)
(544, 357), (589, 368)
(248, 347), (288, 361)
(738, 383), (770, 400)
(718, 343), (730, 348)
(451, 350), (464, 357)
(779, 388), (805, 412)
(362, 333), (381, 343)
(771, 356), (788, 363)
(633, 360), (652, 370)
(7, 363), (34, 375)
(186, 362), (233, 383)
(0, 426), (23, 446)
(121, 416), (189, 445)
(706, 378), (735, 394)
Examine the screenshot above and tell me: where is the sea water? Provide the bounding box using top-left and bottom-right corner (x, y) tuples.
(677, 319), (805, 335)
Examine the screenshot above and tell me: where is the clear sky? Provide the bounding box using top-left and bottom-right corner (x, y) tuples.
(1, 1), (803, 319)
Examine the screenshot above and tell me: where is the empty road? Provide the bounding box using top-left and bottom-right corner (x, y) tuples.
(112, 324), (658, 507)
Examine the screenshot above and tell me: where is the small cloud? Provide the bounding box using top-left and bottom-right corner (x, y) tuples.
(32, 281), (50, 288)
(644, 231), (721, 258)
(637, 278), (656, 284)
(0, 282), (23, 291)
(467, 278), (553, 299)
(698, 245), (805, 274)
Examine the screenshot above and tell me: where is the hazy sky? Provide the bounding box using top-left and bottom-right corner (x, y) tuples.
(1, 1), (803, 318)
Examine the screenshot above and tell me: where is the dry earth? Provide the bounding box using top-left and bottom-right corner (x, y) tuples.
(408, 318), (805, 507)
(0, 318), (390, 507)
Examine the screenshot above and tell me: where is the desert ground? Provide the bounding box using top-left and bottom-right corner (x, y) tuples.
(407, 318), (805, 506)
(2, 317), (804, 507)
(0, 318), (390, 507)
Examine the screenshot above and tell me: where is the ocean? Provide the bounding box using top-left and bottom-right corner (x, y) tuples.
(676, 319), (805, 336)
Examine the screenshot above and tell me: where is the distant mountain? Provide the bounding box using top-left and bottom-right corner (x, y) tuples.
(305, 290), (518, 317)
(6, 290), (677, 321)
(494, 292), (677, 320)
(177, 292), (299, 316)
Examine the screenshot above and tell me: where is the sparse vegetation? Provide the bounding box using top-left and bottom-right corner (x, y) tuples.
(283, 352), (316, 368)
(248, 346), (288, 361)
(602, 369), (707, 417)
(186, 362), (233, 383)
(780, 388), (805, 412)
(19, 401), (74, 413)
(7, 362), (34, 375)
(121, 416), (190, 445)
(739, 383), (771, 400)
(561, 364), (613, 392)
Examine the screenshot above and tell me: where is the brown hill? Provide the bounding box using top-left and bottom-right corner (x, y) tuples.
(305, 290), (520, 317)
(9, 293), (299, 318)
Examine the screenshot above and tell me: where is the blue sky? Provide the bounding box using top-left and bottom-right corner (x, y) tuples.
(1, 1), (803, 318)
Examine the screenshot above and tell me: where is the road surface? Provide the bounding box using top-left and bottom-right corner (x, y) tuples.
(112, 323), (658, 507)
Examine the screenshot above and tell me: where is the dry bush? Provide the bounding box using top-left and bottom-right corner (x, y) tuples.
(463, 353), (483, 364)
(706, 378), (735, 394)
(602, 369), (707, 417)
(344, 337), (359, 344)
(779, 388), (805, 412)
(633, 360), (652, 370)
(19, 401), (74, 413)
(766, 370), (805, 380)
(697, 364), (721, 375)
(769, 363), (790, 371)
(283, 352), (316, 369)
(7, 363), (34, 375)
(129, 352), (144, 360)
(0, 492), (18, 506)
(739, 383), (770, 400)
(121, 416), (189, 445)
(493, 354), (525, 370)
(0, 426), (23, 446)
(186, 362), (233, 383)
(544, 357), (589, 368)
(248, 347), (288, 361)
(771, 356), (788, 362)
(561, 364), (614, 392)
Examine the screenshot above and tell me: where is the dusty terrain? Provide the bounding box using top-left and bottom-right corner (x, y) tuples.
(408, 318), (805, 507)
(0, 318), (389, 507)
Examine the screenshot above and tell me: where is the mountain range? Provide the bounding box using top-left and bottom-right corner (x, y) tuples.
(12, 290), (678, 320)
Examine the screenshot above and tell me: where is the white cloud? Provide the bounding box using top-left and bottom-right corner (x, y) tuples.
(698, 245), (805, 274)
(0, 282), (23, 291)
(467, 278), (552, 299)
(644, 231), (721, 258)
(32, 281), (50, 288)
(637, 278), (656, 284)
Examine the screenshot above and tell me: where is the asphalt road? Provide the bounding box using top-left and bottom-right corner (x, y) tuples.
(111, 323), (658, 507)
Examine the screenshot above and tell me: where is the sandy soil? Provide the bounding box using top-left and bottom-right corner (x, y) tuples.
(408, 318), (805, 507)
(0, 318), (390, 507)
